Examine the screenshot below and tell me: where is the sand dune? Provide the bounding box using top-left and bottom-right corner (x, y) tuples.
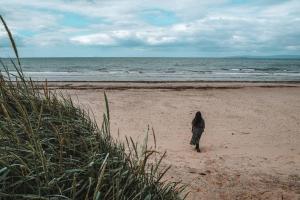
(65, 83), (300, 199)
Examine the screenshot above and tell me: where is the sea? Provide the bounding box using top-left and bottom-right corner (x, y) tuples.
(1, 57), (300, 82)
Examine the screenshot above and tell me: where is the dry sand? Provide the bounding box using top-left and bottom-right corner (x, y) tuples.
(62, 83), (300, 200)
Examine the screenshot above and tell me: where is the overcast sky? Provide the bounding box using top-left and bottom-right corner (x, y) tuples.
(0, 0), (299, 57)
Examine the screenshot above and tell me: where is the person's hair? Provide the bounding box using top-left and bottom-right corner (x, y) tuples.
(192, 111), (203, 127)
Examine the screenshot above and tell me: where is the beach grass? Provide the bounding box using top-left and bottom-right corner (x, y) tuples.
(0, 15), (186, 199)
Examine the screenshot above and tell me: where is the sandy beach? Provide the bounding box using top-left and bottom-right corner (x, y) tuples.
(60, 82), (300, 200)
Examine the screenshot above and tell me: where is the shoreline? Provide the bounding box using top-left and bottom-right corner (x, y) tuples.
(29, 81), (300, 90)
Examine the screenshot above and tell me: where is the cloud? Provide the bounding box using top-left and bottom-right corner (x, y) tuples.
(70, 29), (180, 46)
(71, 33), (116, 46)
(0, 0), (299, 56)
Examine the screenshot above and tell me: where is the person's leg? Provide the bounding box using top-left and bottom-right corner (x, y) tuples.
(195, 131), (204, 152)
(196, 142), (200, 152)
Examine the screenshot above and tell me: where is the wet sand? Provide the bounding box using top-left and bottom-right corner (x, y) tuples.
(62, 82), (300, 199)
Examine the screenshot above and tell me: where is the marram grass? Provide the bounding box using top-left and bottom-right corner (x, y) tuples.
(0, 16), (187, 199)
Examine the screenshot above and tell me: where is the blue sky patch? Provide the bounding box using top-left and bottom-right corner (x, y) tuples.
(19, 30), (35, 37)
(61, 12), (101, 28)
(140, 9), (179, 26)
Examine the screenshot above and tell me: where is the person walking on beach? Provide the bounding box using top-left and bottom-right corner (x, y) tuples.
(190, 111), (205, 152)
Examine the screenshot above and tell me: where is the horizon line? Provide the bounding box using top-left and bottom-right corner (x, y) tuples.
(1, 55), (300, 59)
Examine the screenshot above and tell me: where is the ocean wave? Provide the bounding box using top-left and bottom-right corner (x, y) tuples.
(5, 56), (300, 81)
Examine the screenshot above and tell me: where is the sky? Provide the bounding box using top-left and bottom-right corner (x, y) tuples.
(0, 0), (300, 57)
